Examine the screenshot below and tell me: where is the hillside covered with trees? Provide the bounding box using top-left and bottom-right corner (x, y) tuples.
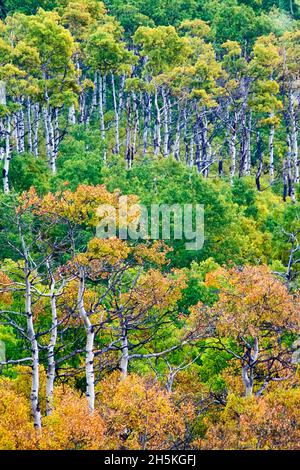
(0, 0), (299, 451)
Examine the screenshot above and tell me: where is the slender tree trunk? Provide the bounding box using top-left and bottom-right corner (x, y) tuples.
(174, 106), (182, 161)
(3, 115), (11, 193)
(269, 119), (275, 183)
(154, 90), (161, 156)
(289, 87), (299, 184)
(162, 87), (169, 157)
(229, 113), (237, 184)
(189, 133), (194, 168)
(23, 257), (41, 429)
(99, 74), (106, 163)
(195, 111), (201, 172)
(287, 133), (296, 203)
(183, 107), (189, 164)
(68, 104), (76, 126)
(245, 112), (252, 176)
(27, 98), (33, 153)
(119, 320), (129, 380)
(111, 73), (120, 154)
(45, 261), (58, 416)
(78, 270), (95, 413)
(125, 95), (133, 169)
(19, 107), (25, 153)
(256, 131), (263, 191)
(33, 103), (39, 157)
(143, 92), (151, 157)
(132, 91), (139, 158)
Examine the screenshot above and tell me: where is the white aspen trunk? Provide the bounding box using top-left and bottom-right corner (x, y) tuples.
(291, 106), (299, 184)
(195, 113), (201, 172)
(14, 113), (20, 154)
(27, 98), (33, 153)
(19, 107), (25, 153)
(118, 74), (126, 116)
(125, 95), (132, 169)
(119, 322), (129, 380)
(143, 92), (151, 157)
(99, 74), (106, 163)
(33, 103), (39, 157)
(45, 262), (58, 416)
(154, 90), (161, 156)
(78, 270), (95, 413)
(68, 104), (76, 126)
(51, 107), (59, 174)
(24, 260), (41, 429)
(245, 112), (252, 176)
(0, 81), (6, 105)
(3, 115), (11, 193)
(103, 74), (107, 111)
(203, 114), (211, 177)
(43, 104), (53, 165)
(189, 133), (194, 168)
(132, 91), (139, 158)
(174, 106), (182, 161)
(287, 133), (296, 203)
(111, 74), (120, 154)
(183, 107), (189, 164)
(162, 87), (169, 157)
(92, 71), (98, 108)
(79, 92), (86, 123)
(269, 114), (275, 183)
(229, 113), (237, 184)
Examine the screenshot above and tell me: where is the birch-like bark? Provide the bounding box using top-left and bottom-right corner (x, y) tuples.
(27, 98), (33, 153)
(99, 74), (106, 163)
(290, 94), (299, 184)
(33, 103), (39, 157)
(19, 107), (25, 153)
(68, 103), (76, 126)
(132, 91), (139, 158)
(195, 113), (201, 172)
(143, 92), (151, 157)
(51, 107), (59, 174)
(43, 102), (55, 170)
(20, 235), (42, 429)
(162, 87), (169, 157)
(119, 320), (129, 380)
(245, 112), (252, 176)
(154, 90), (161, 156)
(174, 106), (182, 161)
(3, 115), (11, 193)
(45, 261), (58, 416)
(92, 71), (98, 110)
(189, 133), (194, 168)
(229, 113), (237, 184)
(269, 114), (275, 183)
(183, 107), (189, 164)
(125, 95), (133, 169)
(78, 269), (95, 413)
(255, 131), (263, 191)
(287, 133), (296, 203)
(0, 80), (6, 105)
(111, 73), (120, 154)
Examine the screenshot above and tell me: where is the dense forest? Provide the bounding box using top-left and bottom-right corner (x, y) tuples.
(0, 0), (299, 451)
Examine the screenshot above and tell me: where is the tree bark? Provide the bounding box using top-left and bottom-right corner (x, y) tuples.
(78, 269), (95, 413)
(45, 261), (58, 416)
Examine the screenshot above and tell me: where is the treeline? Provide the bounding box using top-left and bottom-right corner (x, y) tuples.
(0, 0), (299, 199)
